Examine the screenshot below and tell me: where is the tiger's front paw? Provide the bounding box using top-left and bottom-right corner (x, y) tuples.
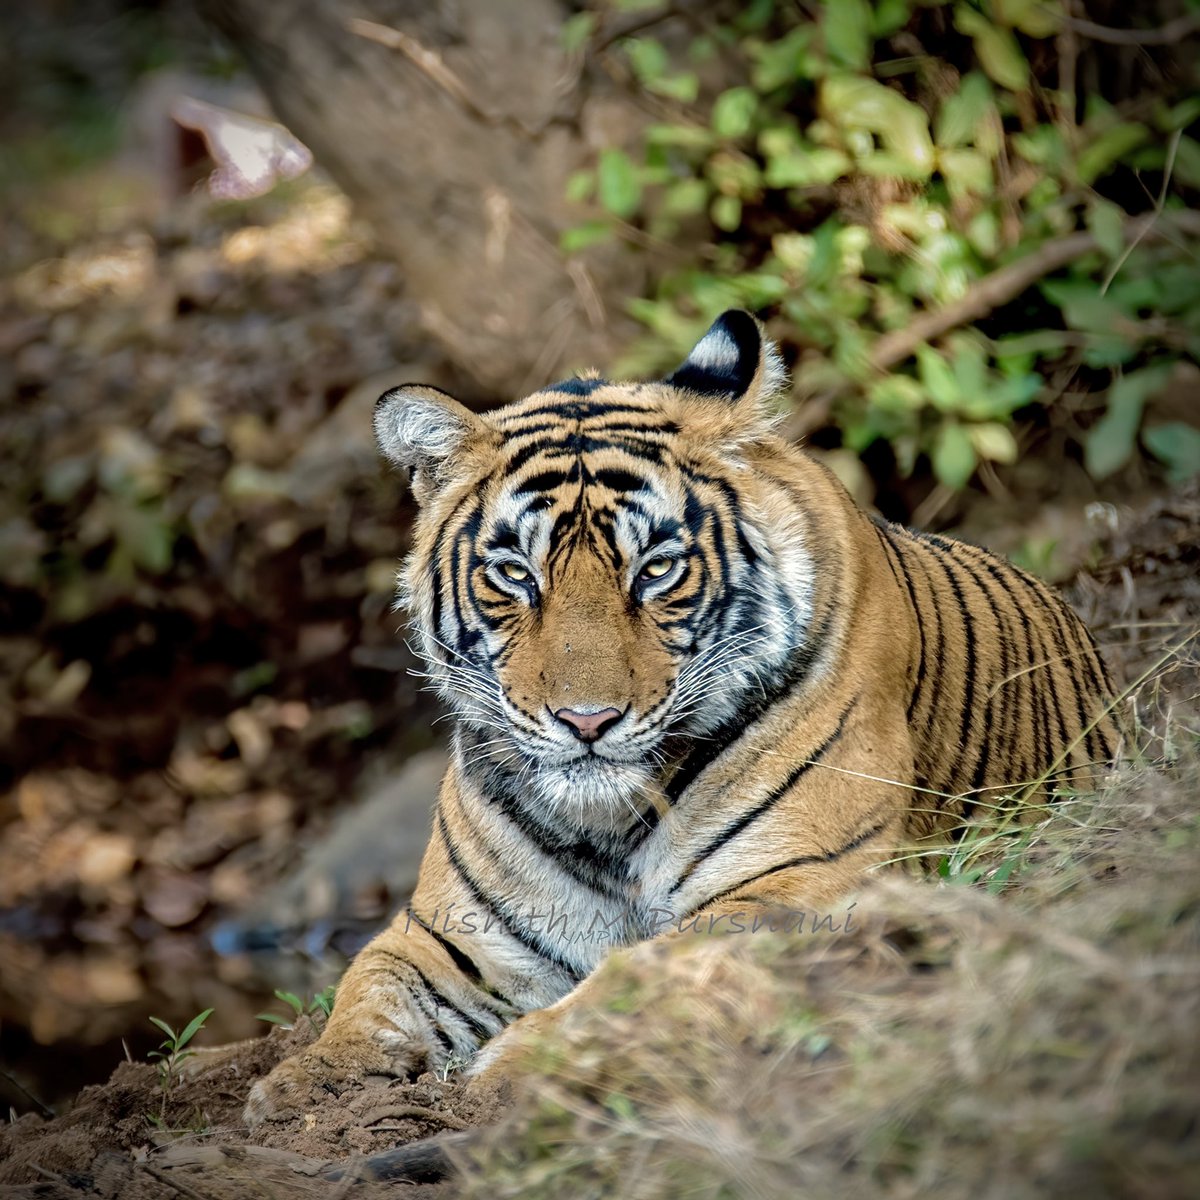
(244, 1029), (429, 1127)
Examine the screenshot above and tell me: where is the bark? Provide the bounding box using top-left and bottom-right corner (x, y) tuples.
(198, 0), (649, 397)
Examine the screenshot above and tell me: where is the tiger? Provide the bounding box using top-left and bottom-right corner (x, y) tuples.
(245, 309), (1121, 1123)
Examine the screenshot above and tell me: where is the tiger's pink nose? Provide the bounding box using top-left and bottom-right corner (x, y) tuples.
(553, 706), (624, 743)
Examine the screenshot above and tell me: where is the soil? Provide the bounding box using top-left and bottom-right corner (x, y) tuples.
(0, 1015), (505, 1197)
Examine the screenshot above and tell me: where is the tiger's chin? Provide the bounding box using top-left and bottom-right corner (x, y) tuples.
(533, 755), (656, 829)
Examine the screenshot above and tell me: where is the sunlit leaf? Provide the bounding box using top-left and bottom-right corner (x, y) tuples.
(935, 73), (995, 148)
(823, 0), (872, 70)
(820, 75), (934, 176)
(994, 0), (1062, 37)
(955, 6), (1029, 92)
(967, 422), (1019, 463)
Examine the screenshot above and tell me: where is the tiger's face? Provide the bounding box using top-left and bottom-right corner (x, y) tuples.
(376, 312), (814, 822)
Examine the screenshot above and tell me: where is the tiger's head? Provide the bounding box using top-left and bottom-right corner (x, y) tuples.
(375, 311), (817, 824)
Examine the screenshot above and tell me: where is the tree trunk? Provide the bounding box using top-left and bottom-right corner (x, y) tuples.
(198, 0), (648, 398)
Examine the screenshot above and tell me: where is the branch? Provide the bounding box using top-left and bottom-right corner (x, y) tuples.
(1062, 10), (1200, 46)
(869, 208), (1200, 374)
(782, 208), (1200, 440)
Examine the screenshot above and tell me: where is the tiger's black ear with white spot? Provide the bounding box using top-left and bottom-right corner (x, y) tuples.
(374, 384), (486, 503)
(665, 310), (787, 406)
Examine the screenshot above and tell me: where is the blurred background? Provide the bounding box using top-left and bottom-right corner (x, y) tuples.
(0, 0), (1196, 1116)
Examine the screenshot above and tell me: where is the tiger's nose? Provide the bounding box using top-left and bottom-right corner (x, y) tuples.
(553, 706), (625, 743)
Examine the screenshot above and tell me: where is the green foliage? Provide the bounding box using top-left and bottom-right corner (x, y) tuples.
(255, 985), (336, 1029)
(564, 0), (1200, 492)
(147, 1007), (213, 1124)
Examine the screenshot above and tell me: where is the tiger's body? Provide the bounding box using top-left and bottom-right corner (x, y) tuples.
(246, 312), (1119, 1123)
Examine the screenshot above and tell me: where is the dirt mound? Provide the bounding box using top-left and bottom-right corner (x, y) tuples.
(0, 1014), (502, 1197)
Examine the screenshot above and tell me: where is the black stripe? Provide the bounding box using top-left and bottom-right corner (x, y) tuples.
(668, 697), (856, 896)
(666, 609), (832, 806)
(406, 908), (518, 1010)
(876, 522), (928, 725)
(921, 535), (983, 796)
(692, 820), (887, 914)
(437, 809), (583, 979)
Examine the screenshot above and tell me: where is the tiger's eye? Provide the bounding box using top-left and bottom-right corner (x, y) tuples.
(641, 557), (674, 580)
(500, 562), (531, 582)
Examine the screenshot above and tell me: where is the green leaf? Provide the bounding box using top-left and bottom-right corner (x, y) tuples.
(994, 0), (1062, 37)
(967, 422), (1019, 464)
(938, 148), (993, 197)
(645, 123), (714, 150)
(1084, 365), (1174, 479)
(661, 178), (710, 217)
(561, 12), (595, 54)
(1039, 279), (1124, 334)
(820, 75), (934, 176)
(933, 423), (977, 488)
(148, 1017), (177, 1042)
(935, 73), (995, 148)
(256, 1012), (293, 1027)
(712, 87), (758, 139)
(916, 344), (961, 411)
(176, 1008), (214, 1051)
(564, 169), (594, 203)
(711, 194), (742, 231)
(1143, 422), (1200, 483)
(597, 148), (641, 219)
(274, 990), (305, 1015)
(823, 0), (872, 69)
(650, 72), (700, 103)
(624, 38), (668, 83)
(1075, 123), (1149, 185)
(954, 6), (1029, 91)
(872, 0), (912, 38)
(1086, 198), (1126, 260)
(750, 26), (821, 91)
(763, 146), (851, 187)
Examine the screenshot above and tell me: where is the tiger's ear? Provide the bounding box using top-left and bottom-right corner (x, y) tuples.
(374, 384), (485, 502)
(664, 310), (787, 412)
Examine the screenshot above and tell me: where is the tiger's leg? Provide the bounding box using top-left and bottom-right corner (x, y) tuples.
(245, 778), (531, 1125)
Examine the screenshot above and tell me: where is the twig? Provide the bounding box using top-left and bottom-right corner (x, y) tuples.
(139, 1165), (218, 1200)
(783, 208), (1200, 440)
(346, 17), (546, 137)
(869, 208), (1200, 372)
(360, 1102), (470, 1130)
(1, 1069), (55, 1119)
(347, 18), (491, 121)
(1060, 9), (1200, 46)
(1101, 129), (1181, 294)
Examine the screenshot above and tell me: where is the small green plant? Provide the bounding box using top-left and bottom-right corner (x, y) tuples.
(147, 1007), (213, 1125)
(438, 1051), (469, 1082)
(256, 985), (336, 1030)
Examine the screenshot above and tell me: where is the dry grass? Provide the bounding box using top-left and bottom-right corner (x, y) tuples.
(455, 738), (1200, 1200)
